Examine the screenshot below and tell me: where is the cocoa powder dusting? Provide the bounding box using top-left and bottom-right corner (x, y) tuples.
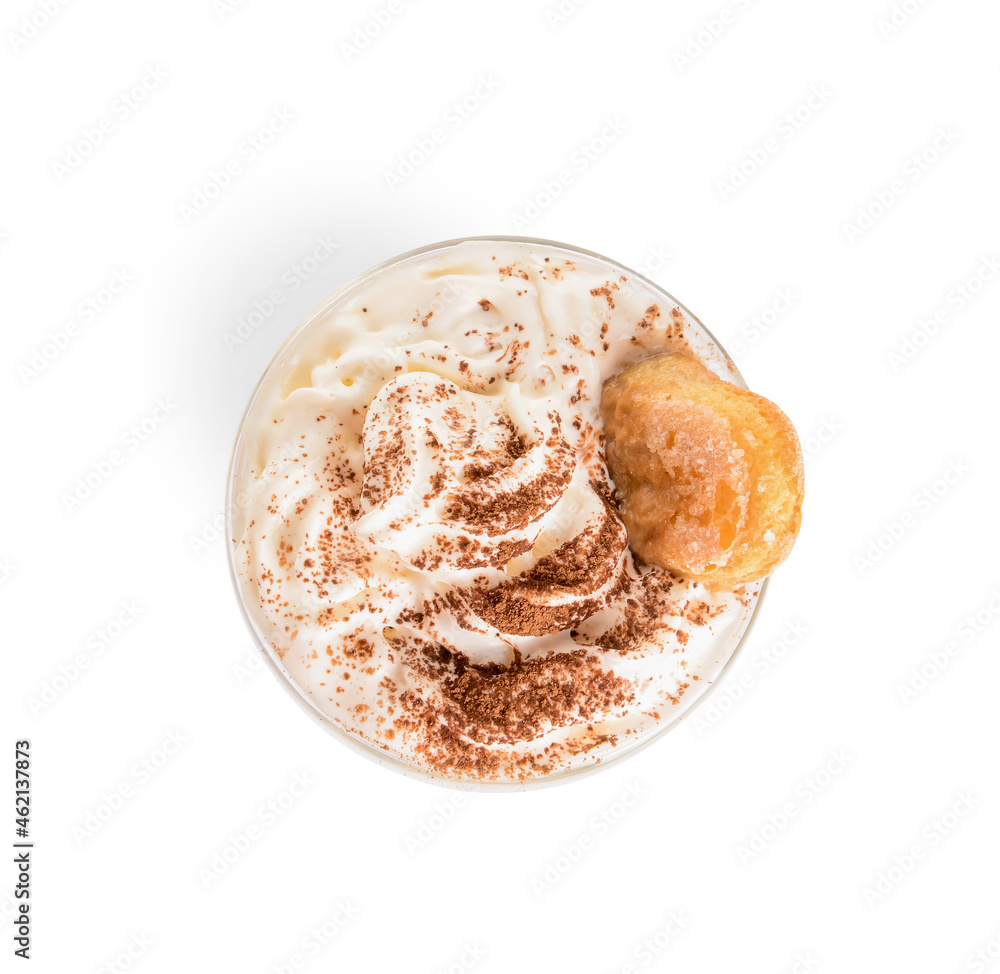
(380, 629), (636, 777)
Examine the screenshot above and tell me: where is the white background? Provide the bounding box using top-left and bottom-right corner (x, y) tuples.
(3, 0), (1000, 971)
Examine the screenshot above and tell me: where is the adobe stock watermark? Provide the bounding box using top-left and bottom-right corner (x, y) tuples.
(270, 902), (360, 974)
(862, 791), (978, 907)
(607, 912), (692, 973)
(222, 235), (339, 350)
(736, 749), (852, 864)
(52, 65), (168, 181)
(631, 244), (672, 281)
(214, 0), (250, 20)
(887, 254), (1000, 371)
(384, 75), (501, 191)
(11, 865), (29, 959)
(511, 116), (627, 232)
(94, 933), (154, 974)
(531, 781), (646, 895)
(0, 557), (17, 587)
(426, 277), (475, 320)
(725, 288), (798, 358)
(802, 417), (844, 465)
(189, 510), (228, 555)
(896, 588), (1000, 705)
(232, 645), (265, 687)
(853, 460), (969, 575)
(965, 924), (1000, 973)
(60, 397), (180, 513)
(71, 731), (189, 846)
(7, 0), (73, 54)
(178, 107), (295, 224)
(717, 86), (834, 200)
(198, 772), (317, 888)
(778, 952), (820, 974)
(340, 0), (408, 63)
(690, 620), (808, 736)
(403, 795), (468, 854)
(189, 483), (254, 556)
(545, 0), (591, 29)
(18, 268), (134, 384)
(26, 599), (144, 715)
(673, 0), (757, 73)
(842, 126), (959, 244)
(431, 943), (487, 974)
(877, 0), (935, 40)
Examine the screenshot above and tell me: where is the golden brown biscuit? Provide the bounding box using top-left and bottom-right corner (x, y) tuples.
(600, 352), (803, 587)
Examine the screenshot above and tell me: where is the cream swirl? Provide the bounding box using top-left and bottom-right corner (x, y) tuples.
(355, 371), (577, 572)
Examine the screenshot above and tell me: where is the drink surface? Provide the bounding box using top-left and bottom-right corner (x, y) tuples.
(231, 239), (760, 783)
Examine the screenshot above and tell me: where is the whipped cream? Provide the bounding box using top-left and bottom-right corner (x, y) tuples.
(230, 239), (760, 783)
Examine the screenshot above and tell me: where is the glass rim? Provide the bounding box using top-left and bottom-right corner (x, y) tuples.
(225, 234), (769, 792)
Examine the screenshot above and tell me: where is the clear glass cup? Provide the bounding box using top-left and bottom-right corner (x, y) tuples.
(226, 236), (767, 791)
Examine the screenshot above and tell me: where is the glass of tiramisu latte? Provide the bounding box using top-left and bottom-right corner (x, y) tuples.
(227, 237), (803, 788)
